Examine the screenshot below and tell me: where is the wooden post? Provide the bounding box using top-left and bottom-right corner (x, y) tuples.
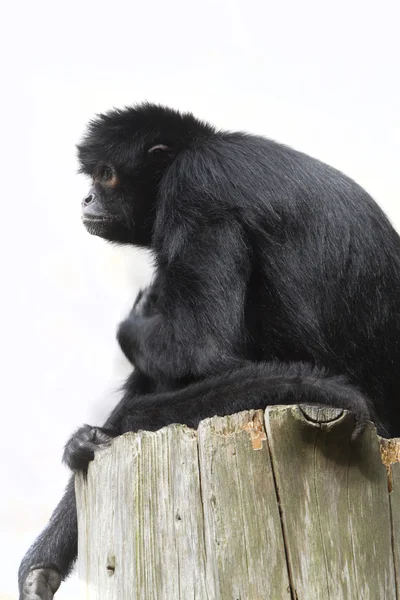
(75, 406), (400, 599)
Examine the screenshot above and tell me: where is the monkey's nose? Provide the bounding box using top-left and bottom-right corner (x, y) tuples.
(82, 193), (95, 207)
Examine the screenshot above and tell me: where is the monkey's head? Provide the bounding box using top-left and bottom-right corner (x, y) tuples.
(77, 103), (214, 247)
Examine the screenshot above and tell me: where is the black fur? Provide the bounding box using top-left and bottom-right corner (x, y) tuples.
(19, 103), (400, 598)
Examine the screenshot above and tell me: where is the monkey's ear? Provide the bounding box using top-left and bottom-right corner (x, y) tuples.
(147, 144), (171, 154)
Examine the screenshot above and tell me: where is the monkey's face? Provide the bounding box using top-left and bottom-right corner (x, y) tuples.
(78, 143), (173, 247)
(77, 104), (211, 247)
(80, 162), (129, 243)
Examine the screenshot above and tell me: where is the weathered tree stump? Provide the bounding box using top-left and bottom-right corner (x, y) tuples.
(75, 405), (400, 599)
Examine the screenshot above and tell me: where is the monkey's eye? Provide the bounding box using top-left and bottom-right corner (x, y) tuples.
(148, 144), (170, 155)
(97, 164), (114, 182)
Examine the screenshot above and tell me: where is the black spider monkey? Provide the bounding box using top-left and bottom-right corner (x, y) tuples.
(19, 103), (400, 599)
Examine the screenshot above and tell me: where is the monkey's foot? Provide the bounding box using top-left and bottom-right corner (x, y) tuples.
(63, 424), (115, 472)
(21, 567), (61, 600)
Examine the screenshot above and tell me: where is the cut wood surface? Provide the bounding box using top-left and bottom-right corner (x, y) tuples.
(75, 405), (400, 600)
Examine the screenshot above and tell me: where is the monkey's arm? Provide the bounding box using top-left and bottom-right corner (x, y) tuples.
(117, 221), (250, 380)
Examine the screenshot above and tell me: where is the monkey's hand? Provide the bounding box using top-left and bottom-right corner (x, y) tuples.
(117, 286), (159, 366)
(131, 285), (158, 318)
(21, 566), (61, 599)
(62, 425), (116, 472)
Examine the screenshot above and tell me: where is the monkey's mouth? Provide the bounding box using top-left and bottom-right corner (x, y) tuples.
(82, 215), (129, 242)
(81, 215), (108, 223)
(81, 215), (111, 231)
(82, 216), (110, 237)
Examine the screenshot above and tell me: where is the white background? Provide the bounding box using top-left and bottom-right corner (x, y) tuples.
(1, 0), (399, 597)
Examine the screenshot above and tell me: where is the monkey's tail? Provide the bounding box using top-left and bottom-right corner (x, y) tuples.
(129, 361), (384, 439)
